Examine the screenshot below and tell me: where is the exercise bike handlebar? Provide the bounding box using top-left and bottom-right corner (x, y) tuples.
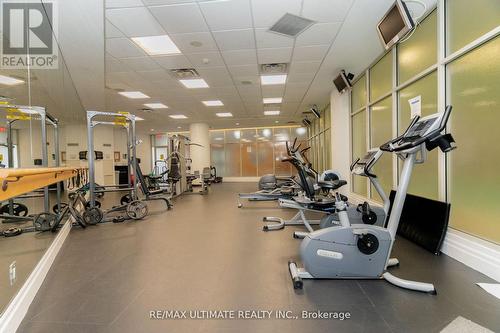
(380, 106), (453, 153)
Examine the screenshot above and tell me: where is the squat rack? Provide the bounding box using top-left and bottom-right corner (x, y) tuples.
(0, 104), (62, 218)
(86, 111), (138, 208)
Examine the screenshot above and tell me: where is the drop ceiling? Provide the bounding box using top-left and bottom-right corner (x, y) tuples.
(102, 0), (436, 132)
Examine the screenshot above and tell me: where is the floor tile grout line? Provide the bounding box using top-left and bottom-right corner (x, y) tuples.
(108, 288), (147, 326)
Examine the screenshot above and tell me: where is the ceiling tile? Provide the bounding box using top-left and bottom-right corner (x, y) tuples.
(212, 29), (256, 51)
(106, 55), (127, 72)
(254, 28), (294, 49)
(142, 0), (193, 5)
(186, 52), (226, 68)
(170, 32), (218, 53)
(257, 47), (292, 64)
(289, 61), (322, 74)
(153, 54), (192, 69)
(287, 72), (316, 84)
(120, 57), (161, 71)
(105, 20), (124, 38)
(150, 3), (209, 34)
(251, 0), (302, 28)
(292, 45), (329, 62)
(106, 0), (143, 8)
(221, 49), (257, 66)
(137, 69), (174, 82)
(106, 38), (146, 58)
(106, 7), (165, 37)
(227, 65), (259, 77)
(302, 0), (354, 23)
(199, 0), (252, 31)
(295, 22), (341, 46)
(261, 85), (285, 97)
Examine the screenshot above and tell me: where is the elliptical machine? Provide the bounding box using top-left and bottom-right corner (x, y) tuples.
(288, 106), (456, 293)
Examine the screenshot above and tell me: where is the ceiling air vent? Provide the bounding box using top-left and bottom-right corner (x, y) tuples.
(260, 63), (288, 74)
(169, 68), (200, 79)
(269, 13), (315, 38)
(140, 108), (154, 113)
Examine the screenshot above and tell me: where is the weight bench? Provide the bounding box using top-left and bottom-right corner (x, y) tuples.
(135, 162), (173, 210)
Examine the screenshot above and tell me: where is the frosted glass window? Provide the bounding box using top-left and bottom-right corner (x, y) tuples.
(210, 131), (224, 144)
(398, 10), (437, 83)
(257, 142), (274, 176)
(226, 130), (241, 143)
(351, 111), (367, 195)
(325, 129), (331, 170)
(224, 143), (241, 176)
(241, 143), (257, 176)
(447, 0), (500, 54)
(240, 129), (256, 142)
(370, 51), (393, 101)
(448, 37), (500, 243)
(351, 74), (366, 112)
(210, 144), (225, 176)
(274, 142), (292, 176)
(370, 96), (393, 202)
(273, 128), (290, 142)
(292, 127), (308, 141)
(398, 71), (438, 200)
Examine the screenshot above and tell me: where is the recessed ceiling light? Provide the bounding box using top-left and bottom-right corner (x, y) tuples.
(169, 114), (188, 119)
(263, 97), (283, 104)
(177, 126), (182, 129)
(150, 129), (155, 131)
(235, 122), (240, 125)
(0, 75), (24, 86)
(131, 35), (181, 55)
(216, 112), (233, 117)
(261, 75), (287, 85)
(275, 120), (279, 123)
(264, 110), (280, 116)
(135, 116), (144, 121)
(202, 100), (224, 106)
(144, 103), (168, 109)
(118, 91), (150, 99)
(179, 78), (209, 88)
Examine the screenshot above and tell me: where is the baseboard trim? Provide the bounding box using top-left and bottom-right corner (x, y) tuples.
(0, 219), (72, 332)
(441, 228), (500, 282)
(347, 191), (500, 282)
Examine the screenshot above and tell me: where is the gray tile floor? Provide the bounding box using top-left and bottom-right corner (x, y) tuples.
(17, 183), (500, 333)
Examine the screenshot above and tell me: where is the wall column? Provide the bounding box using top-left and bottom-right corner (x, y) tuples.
(189, 123), (210, 173)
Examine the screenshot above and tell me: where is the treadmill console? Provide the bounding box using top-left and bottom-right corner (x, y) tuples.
(351, 149), (383, 177)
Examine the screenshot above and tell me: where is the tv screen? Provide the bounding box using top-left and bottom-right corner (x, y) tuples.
(333, 71), (351, 93)
(377, 0), (414, 49)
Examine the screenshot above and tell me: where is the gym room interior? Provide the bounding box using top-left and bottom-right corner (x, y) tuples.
(0, 0), (498, 332)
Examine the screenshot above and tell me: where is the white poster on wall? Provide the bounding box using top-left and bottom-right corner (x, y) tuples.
(409, 95), (422, 118)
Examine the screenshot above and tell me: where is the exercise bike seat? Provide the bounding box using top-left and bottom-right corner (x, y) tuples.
(317, 180), (347, 190)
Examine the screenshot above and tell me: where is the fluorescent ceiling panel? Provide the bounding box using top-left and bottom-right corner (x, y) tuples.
(202, 100), (224, 106)
(131, 35), (181, 55)
(263, 97), (283, 104)
(264, 110), (280, 116)
(169, 114), (188, 119)
(179, 78), (209, 88)
(216, 112), (233, 117)
(118, 91), (150, 99)
(144, 103), (168, 109)
(260, 74), (287, 85)
(0, 75), (24, 85)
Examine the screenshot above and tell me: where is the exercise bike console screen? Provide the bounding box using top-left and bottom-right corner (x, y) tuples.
(352, 149), (382, 176)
